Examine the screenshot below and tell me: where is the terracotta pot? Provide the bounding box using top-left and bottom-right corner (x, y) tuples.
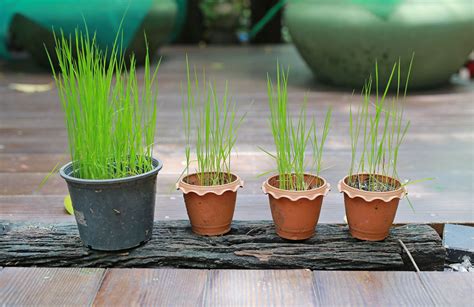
(338, 173), (407, 241)
(262, 174), (330, 240)
(177, 172), (243, 236)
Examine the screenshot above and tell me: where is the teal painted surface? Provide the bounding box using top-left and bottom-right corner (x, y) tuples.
(350, 0), (402, 20)
(169, 0), (187, 42)
(286, 0), (474, 89)
(0, 0), (153, 59)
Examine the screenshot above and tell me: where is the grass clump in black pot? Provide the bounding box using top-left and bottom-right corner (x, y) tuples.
(47, 27), (162, 251)
(49, 29), (159, 179)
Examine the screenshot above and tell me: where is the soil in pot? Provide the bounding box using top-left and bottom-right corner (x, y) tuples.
(60, 158), (163, 251)
(339, 173), (406, 241)
(263, 174), (330, 240)
(177, 172), (243, 236)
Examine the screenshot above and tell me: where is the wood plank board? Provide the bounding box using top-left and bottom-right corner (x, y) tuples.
(419, 272), (474, 306)
(7, 169), (472, 197)
(0, 221), (445, 271)
(93, 269), (207, 306)
(203, 269), (317, 306)
(312, 271), (433, 306)
(0, 267), (104, 306)
(0, 267), (470, 306)
(2, 194), (472, 224)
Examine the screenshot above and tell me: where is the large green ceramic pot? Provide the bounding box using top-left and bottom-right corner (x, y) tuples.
(285, 0), (474, 89)
(5, 0), (180, 67)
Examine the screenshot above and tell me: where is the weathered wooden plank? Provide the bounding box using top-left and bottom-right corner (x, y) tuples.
(93, 269), (207, 306)
(1, 150), (472, 173)
(2, 170), (472, 199)
(0, 267), (104, 306)
(204, 270), (316, 306)
(0, 221), (444, 271)
(0, 168), (471, 224)
(1, 136), (471, 154)
(0, 196), (71, 220)
(313, 271), (433, 306)
(419, 272), (474, 306)
(1, 195), (473, 226)
(0, 195), (276, 222)
(1, 267), (470, 307)
(2, 117), (472, 139)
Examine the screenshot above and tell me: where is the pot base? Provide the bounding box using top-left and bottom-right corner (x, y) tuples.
(191, 224), (231, 236)
(86, 237), (151, 251)
(349, 227), (389, 242)
(60, 158), (162, 251)
(276, 228), (314, 241)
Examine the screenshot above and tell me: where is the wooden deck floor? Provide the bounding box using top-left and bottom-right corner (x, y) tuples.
(0, 45), (473, 223)
(1, 267), (472, 306)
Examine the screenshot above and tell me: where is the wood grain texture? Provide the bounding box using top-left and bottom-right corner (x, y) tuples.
(0, 267), (104, 306)
(93, 269), (207, 306)
(313, 271), (433, 306)
(0, 267), (470, 307)
(3, 194), (471, 225)
(419, 272), (474, 306)
(10, 169), (473, 197)
(0, 220), (444, 271)
(203, 270), (316, 306)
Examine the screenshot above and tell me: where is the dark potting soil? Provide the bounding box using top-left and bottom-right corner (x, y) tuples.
(69, 159), (154, 180)
(184, 173), (236, 186)
(270, 175), (323, 191)
(348, 177), (398, 192)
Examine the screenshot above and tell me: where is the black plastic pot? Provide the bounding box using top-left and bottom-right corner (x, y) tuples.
(60, 158), (163, 251)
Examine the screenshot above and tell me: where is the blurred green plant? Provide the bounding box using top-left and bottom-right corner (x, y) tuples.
(199, 0), (250, 43)
(200, 0), (245, 29)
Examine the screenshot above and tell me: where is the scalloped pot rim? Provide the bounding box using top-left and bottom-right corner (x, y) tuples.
(338, 173), (407, 202)
(176, 172), (243, 196)
(262, 174), (330, 201)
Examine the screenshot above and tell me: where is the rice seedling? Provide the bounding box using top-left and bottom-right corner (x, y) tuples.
(347, 57), (414, 192)
(47, 27), (160, 180)
(262, 65), (332, 191)
(182, 56), (245, 186)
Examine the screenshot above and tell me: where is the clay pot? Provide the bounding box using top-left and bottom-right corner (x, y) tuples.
(338, 174), (407, 241)
(177, 172), (243, 236)
(262, 174), (330, 240)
